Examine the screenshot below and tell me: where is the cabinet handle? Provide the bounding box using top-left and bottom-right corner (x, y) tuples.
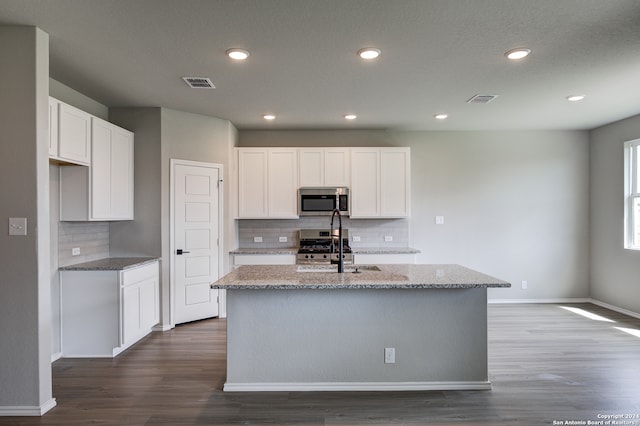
(176, 249), (190, 255)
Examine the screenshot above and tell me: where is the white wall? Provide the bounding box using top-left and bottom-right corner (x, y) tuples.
(0, 26), (54, 414)
(240, 129), (591, 301)
(590, 114), (640, 315)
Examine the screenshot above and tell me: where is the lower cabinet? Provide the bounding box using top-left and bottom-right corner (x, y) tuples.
(60, 261), (159, 357)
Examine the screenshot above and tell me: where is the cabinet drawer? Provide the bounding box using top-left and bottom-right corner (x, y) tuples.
(122, 262), (159, 287)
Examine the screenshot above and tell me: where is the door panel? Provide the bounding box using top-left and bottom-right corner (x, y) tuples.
(173, 162), (220, 324)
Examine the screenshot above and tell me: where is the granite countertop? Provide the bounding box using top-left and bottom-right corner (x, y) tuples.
(230, 247), (420, 255)
(230, 248), (298, 255)
(59, 257), (159, 271)
(211, 264), (510, 290)
(352, 247), (420, 254)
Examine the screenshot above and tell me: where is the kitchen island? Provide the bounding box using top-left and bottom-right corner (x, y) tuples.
(211, 264), (510, 392)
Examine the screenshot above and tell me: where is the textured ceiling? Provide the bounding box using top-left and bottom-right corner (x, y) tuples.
(1, 0), (640, 130)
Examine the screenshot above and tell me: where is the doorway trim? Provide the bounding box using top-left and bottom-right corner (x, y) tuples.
(169, 158), (224, 328)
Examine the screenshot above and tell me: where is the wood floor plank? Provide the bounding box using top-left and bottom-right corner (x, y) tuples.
(1, 303), (639, 425)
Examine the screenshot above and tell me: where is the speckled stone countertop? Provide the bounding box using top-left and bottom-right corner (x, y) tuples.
(211, 264), (510, 290)
(352, 247), (420, 254)
(230, 248), (298, 255)
(230, 247), (420, 255)
(59, 257), (159, 271)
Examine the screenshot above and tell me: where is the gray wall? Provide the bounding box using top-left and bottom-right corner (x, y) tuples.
(0, 26), (53, 412)
(590, 114), (640, 315)
(240, 129), (591, 302)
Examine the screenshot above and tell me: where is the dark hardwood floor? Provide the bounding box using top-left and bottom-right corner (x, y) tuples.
(2, 303), (640, 425)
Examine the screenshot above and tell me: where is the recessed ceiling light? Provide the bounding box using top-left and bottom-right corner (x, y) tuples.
(434, 113), (448, 120)
(357, 47), (381, 60)
(226, 48), (250, 60)
(344, 114), (357, 120)
(505, 48), (531, 60)
(263, 114), (276, 120)
(566, 94), (586, 102)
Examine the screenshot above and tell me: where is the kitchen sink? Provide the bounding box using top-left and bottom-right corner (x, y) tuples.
(296, 265), (381, 273)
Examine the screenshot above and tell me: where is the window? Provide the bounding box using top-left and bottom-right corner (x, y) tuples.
(625, 139), (640, 249)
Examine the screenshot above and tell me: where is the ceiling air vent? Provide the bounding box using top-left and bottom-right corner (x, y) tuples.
(466, 94), (499, 104)
(182, 77), (215, 89)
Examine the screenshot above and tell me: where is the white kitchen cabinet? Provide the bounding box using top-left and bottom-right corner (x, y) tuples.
(237, 148), (268, 217)
(350, 147), (410, 218)
(298, 148), (350, 187)
(60, 261), (159, 357)
(60, 117), (134, 221)
(49, 98), (92, 165)
(121, 262), (160, 346)
(236, 148), (298, 218)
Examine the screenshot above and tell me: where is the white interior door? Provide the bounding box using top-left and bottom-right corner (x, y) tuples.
(172, 160), (221, 325)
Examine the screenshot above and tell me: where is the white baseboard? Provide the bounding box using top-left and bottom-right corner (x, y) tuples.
(153, 323), (173, 332)
(223, 381), (492, 392)
(488, 298), (590, 304)
(589, 298), (640, 320)
(0, 398), (56, 416)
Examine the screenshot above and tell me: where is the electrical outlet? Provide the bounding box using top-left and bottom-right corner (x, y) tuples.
(435, 216), (445, 225)
(521, 280), (528, 289)
(353, 235), (361, 242)
(253, 236), (263, 243)
(279, 236), (288, 243)
(384, 235), (393, 242)
(8, 217), (27, 236)
(384, 347), (396, 364)
(72, 247), (81, 256)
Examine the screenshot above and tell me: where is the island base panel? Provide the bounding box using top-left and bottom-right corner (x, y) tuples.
(225, 288), (489, 391)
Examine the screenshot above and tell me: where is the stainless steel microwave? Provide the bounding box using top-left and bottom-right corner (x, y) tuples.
(298, 187), (349, 216)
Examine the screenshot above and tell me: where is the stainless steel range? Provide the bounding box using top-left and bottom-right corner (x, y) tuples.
(297, 229), (353, 264)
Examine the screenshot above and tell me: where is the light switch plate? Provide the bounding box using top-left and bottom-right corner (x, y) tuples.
(9, 217), (27, 236)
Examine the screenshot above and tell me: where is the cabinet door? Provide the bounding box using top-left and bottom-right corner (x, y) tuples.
(350, 149), (380, 217)
(324, 148), (350, 187)
(121, 284), (141, 346)
(237, 149), (268, 218)
(91, 118), (134, 220)
(110, 127), (134, 219)
(298, 148), (324, 187)
(48, 98), (59, 157)
(139, 277), (159, 331)
(91, 119), (112, 219)
(268, 149), (298, 218)
(58, 102), (91, 165)
(380, 148), (410, 217)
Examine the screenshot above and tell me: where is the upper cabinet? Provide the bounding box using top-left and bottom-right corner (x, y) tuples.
(235, 146), (410, 220)
(350, 147), (410, 218)
(60, 117), (134, 221)
(49, 97), (91, 166)
(298, 148), (350, 187)
(236, 148), (298, 219)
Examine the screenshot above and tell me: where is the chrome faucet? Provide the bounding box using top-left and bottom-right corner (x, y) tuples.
(330, 208), (344, 273)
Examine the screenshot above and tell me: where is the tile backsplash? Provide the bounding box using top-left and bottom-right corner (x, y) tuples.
(238, 217), (409, 248)
(58, 222), (109, 267)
